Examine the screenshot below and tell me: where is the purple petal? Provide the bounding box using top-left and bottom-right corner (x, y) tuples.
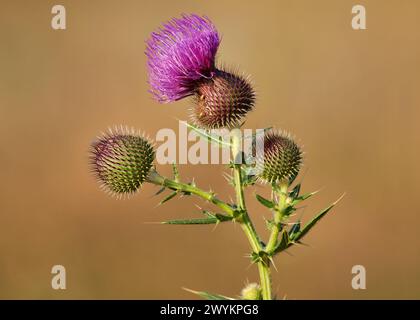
(145, 14), (220, 103)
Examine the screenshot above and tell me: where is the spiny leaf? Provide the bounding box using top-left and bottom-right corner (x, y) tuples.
(158, 191), (178, 205)
(202, 210), (215, 218)
(255, 194), (275, 209)
(282, 205), (296, 217)
(154, 186), (166, 196)
(289, 222), (301, 237)
(251, 251), (269, 266)
(215, 213), (233, 222)
(288, 172), (298, 186)
(290, 194), (345, 242)
(272, 229), (290, 254)
(202, 210), (232, 222)
(289, 183), (301, 199)
(183, 288), (234, 300)
(162, 218), (219, 225)
(185, 122), (232, 148)
(163, 212), (232, 225)
(292, 189), (320, 206)
(241, 166), (257, 186)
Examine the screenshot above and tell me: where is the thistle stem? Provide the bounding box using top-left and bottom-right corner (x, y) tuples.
(231, 132), (272, 300)
(147, 170), (234, 216)
(266, 182), (289, 254)
(265, 221), (280, 254)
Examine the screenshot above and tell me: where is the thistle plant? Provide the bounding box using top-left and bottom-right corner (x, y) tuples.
(90, 14), (342, 300)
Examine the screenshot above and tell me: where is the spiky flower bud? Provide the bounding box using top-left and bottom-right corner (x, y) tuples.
(191, 69), (255, 129)
(256, 130), (302, 184)
(241, 283), (262, 300)
(90, 128), (155, 197)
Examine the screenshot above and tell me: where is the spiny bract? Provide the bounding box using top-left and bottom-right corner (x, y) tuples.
(191, 69), (255, 129)
(90, 128), (155, 196)
(256, 130), (302, 184)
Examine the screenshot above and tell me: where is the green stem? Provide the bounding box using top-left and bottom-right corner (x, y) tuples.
(257, 260), (272, 300)
(265, 219), (280, 253)
(266, 182), (289, 254)
(231, 132), (272, 300)
(147, 170), (235, 216)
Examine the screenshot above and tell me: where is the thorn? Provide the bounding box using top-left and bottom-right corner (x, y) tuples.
(269, 256), (278, 272)
(182, 287), (198, 295)
(333, 193), (346, 205)
(283, 222), (298, 225)
(291, 241), (310, 248)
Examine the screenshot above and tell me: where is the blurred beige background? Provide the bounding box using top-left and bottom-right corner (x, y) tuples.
(0, 0), (419, 299)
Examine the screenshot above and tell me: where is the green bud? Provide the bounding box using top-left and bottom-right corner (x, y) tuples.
(256, 130), (302, 184)
(241, 283), (262, 300)
(90, 127), (155, 197)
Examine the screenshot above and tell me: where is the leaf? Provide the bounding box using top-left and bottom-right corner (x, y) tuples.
(288, 222), (301, 238)
(202, 210), (215, 218)
(251, 251), (269, 265)
(154, 187), (166, 196)
(292, 190), (320, 206)
(255, 194), (275, 209)
(290, 194), (345, 242)
(240, 166), (258, 186)
(185, 122), (232, 148)
(163, 211), (232, 225)
(158, 191), (178, 205)
(289, 183), (301, 199)
(282, 205), (296, 217)
(162, 218), (219, 225)
(183, 288), (234, 300)
(202, 210), (232, 222)
(273, 229), (290, 254)
(288, 173), (298, 186)
(215, 213), (233, 222)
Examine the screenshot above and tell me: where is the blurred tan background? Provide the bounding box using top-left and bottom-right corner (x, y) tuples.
(0, 0), (419, 299)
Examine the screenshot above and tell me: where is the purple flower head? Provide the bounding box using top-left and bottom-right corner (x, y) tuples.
(146, 14), (220, 103)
